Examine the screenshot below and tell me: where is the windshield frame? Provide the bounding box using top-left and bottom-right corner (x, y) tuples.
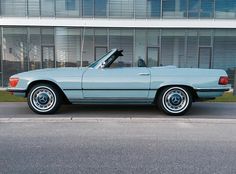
(88, 49), (117, 69)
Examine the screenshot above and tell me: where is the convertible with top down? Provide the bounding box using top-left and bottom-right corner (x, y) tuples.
(7, 49), (230, 115)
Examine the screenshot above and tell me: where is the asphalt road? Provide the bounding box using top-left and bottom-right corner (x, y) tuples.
(0, 102), (236, 119)
(0, 102), (236, 174)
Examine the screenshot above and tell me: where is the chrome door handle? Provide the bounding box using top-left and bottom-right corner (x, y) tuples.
(138, 73), (150, 76)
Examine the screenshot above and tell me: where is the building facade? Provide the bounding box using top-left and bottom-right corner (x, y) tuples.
(0, 0), (236, 87)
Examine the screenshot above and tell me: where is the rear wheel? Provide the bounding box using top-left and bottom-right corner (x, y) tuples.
(27, 84), (62, 114)
(157, 86), (192, 116)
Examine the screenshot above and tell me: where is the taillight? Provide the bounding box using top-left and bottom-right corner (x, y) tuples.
(218, 76), (229, 85)
(9, 78), (19, 87)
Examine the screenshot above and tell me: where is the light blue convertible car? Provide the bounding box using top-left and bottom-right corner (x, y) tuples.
(7, 49), (230, 116)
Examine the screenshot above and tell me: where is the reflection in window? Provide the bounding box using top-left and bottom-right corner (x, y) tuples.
(109, 29), (133, 67)
(1, 0), (27, 17)
(147, 0), (161, 18)
(41, 28), (55, 68)
(162, 0), (187, 19)
(95, 0), (107, 17)
(215, 0), (236, 19)
(83, 0), (94, 17)
(66, 0), (76, 10)
(200, 0), (214, 18)
(56, 0), (79, 17)
(161, 30), (185, 67)
(135, 0), (146, 18)
(55, 28), (81, 67)
(29, 28), (41, 70)
(109, 0), (134, 18)
(28, 0), (40, 17)
(188, 0), (200, 18)
(2, 28), (28, 86)
(41, 0), (55, 17)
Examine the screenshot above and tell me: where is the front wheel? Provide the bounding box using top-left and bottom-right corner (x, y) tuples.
(157, 86), (192, 116)
(27, 84), (62, 114)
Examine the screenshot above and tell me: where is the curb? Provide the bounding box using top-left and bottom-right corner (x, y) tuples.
(1, 117), (236, 124)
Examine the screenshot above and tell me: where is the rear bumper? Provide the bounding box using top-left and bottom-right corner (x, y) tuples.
(7, 88), (26, 97)
(195, 88), (230, 99)
(195, 88), (230, 92)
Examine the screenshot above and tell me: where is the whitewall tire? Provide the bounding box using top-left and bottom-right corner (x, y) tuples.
(27, 84), (62, 114)
(157, 86), (192, 116)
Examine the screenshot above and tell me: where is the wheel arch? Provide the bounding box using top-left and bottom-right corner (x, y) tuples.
(26, 80), (71, 104)
(154, 85), (198, 104)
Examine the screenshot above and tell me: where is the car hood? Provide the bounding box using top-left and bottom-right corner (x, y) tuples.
(11, 67), (88, 79)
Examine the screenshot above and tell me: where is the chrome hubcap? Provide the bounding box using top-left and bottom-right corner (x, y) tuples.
(163, 87), (189, 114)
(30, 87), (56, 112)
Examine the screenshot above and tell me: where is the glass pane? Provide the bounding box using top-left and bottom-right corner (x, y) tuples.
(1, 0), (27, 17)
(215, 0), (236, 19)
(134, 30), (146, 67)
(109, 29), (133, 67)
(82, 29), (94, 66)
(2, 28), (28, 86)
(147, 29), (160, 46)
(135, 0), (146, 18)
(29, 28), (41, 70)
(147, 0), (161, 18)
(161, 30), (185, 67)
(200, 0), (214, 18)
(0, 28), (2, 87)
(56, 0), (80, 17)
(147, 47), (159, 67)
(41, 28), (54, 45)
(109, 0), (134, 18)
(199, 30), (212, 46)
(199, 47), (211, 69)
(188, 0), (200, 18)
(83, 0), (94, 17)
(42, 46), (55, 68)
(41, 0), (55, 17)
(95, 0), (107, 17)
(55, 27), (81, 67)
(213, 29), (236, 84)
(28, 0), (40, 17)
(95, 29), (107, 46)
(162, 0), (187, 19)
(186, 30), (198, 68)
(95, 47), (107, 60)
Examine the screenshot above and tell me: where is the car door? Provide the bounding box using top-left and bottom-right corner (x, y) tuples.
(82, 67), (151, 101)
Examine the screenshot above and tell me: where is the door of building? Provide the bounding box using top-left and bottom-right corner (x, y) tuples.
(198, 47), (212, 69)
(147, 47), (159, 67)
(42, 46), (55, 68)
(95, 47), (108, 60)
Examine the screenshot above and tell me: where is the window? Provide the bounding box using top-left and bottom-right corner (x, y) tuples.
(29, 28), (41, 70)
(147, 0), (161, 18)
(2, 28), (28, 86)
(215, 0), (236, 19)
(162, 0), (187, 18)
(188, 0), (200, 18)
(95, 0), (107, 17)
(135, 0), (146, 18)
(66, 0), (76, 10)
(56, 0), (79, 17)
(1, 0), (27, 17)
(28, 0), (40, 17)
(41, 0), (55, 17)
(109, 0), (134, 18)
(55, 28), (81, 67)
(200, 0), (214, 18)
(82, 0), (94, 17)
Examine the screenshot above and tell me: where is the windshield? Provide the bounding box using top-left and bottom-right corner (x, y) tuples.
(88, 50), (112, 68)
